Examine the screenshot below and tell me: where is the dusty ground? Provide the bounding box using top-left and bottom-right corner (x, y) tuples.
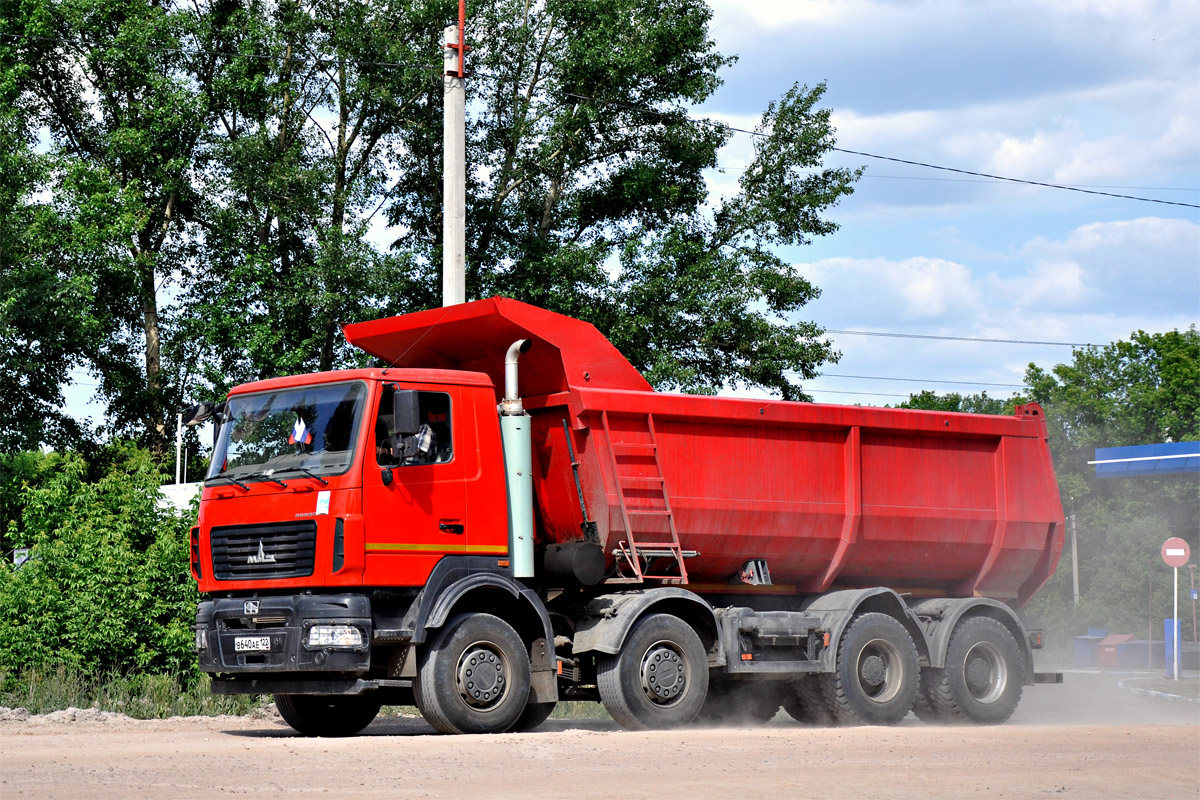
(3, 672), (1197, 800)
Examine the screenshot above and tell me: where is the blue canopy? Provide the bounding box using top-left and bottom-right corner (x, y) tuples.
(1091, 441), (1200, 477)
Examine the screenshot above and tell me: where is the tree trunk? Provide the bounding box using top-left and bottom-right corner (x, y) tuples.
(138, 254), (166, 456)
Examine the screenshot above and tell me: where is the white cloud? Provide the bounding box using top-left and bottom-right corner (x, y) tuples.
(790, 216), (1198, 403)
(803, 256), (981, 323)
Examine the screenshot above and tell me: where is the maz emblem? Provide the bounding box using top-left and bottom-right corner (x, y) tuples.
(247, 540), (277, 565)
(243, 600), (260, 615)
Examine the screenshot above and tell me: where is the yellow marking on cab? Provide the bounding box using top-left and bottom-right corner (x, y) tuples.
(365, 542), (509, 554)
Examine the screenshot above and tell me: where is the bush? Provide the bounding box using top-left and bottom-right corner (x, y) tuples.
(0, 444), (199, 676)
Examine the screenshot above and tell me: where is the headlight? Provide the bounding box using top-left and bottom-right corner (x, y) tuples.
(195, 628), (208, 651)
(306, 624), (363, 648)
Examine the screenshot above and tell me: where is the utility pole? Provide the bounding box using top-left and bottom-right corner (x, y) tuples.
(1190, 563), (1197, 645)
(1069, 504), (1079, 604)
(442, 1), (467, 307)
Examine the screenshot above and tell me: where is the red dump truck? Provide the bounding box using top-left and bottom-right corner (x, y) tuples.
(188, 297), (1065, 735)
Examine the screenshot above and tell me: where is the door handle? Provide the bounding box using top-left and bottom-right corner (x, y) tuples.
(439, 521), (465, 534)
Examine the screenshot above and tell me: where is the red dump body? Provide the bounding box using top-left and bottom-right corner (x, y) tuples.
(346, 298), (1065, 607)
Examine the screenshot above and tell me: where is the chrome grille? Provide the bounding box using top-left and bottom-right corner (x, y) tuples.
(210, 521), (317, 580)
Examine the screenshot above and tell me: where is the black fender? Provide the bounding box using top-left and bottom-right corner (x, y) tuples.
(801, 588), (932, 672)
(573, 588), (721, 665)
(909, 597), (1035, 684)
(405, 556), (556, 703)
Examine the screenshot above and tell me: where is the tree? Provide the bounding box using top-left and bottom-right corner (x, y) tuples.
(1021, 328), (1199, 639)
(895, 390), (1015, 416)
(0, 36), (89, 451)
(387, 0), (859, 398)
(3, 0), (225, 454)
(173, 0), (437, 397)
(5, 0), (859, 450)
(181, 0), (858, 403)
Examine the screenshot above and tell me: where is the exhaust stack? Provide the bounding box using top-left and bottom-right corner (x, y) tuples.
(499, 339), (534, 578)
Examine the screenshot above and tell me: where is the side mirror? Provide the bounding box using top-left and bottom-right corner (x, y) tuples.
(182, 402), (216, 427)
(393, 390), (420, 436)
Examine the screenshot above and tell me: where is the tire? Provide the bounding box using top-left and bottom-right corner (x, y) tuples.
(597, 613), (709, 730)
(925, 616), (1024, 725)
(510, 695), (556, 732)
(414, 612), (532, 734)
(695, 678), (781, 726)
(274, 693), (382, 737)
(823, 612), (919, 726)
(912, 668), (949, 724)
(781, 675), (837, 726)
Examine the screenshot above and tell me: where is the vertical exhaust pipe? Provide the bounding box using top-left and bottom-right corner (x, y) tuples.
(500, 340), (533, 578)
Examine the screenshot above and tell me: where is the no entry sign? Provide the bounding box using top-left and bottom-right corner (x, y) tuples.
(1161, 537), (1191, 568)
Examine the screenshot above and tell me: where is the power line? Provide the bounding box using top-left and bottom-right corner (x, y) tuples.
(808, 372), (1027, 388)
(824, 329), (1096, 347)
(806, 388), (907, 398)
(559, 91), (1200, 210)
(861, 174), (1198, 192)
(8, 33), (1195, 208)
(830, 147), (1200, 209)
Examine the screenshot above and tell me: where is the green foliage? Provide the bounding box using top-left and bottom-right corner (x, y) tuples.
(1021, 327), (1199, 639)
(4, 0), (857, 452)
(895, 390), (1018, 415)
(0, 665), (264, 717)
(897, 330), (1199, 641)
(0, 445), (199, 675)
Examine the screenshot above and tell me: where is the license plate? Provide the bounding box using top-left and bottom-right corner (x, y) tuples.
(234, 636), (271, 652)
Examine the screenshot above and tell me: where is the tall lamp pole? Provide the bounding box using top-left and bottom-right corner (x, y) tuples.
(442, 0), (467, 307)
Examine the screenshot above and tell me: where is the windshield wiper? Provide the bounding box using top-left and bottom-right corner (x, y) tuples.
(272, 466), (330, 486)
(204, 475), (250, 491)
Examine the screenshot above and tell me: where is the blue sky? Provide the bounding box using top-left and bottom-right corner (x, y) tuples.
(701, 0), (1199, 404)
(61, 0), (1199, 425)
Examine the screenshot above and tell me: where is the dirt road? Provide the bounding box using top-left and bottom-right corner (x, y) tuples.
(3, 673), (1197, 799)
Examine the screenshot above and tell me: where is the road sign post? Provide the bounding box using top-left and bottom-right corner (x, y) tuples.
(1161, 537), (1191, 680)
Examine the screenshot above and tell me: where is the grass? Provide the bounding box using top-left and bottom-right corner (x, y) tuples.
(0, 666), (612, 721)
(0, 665), (268, 718)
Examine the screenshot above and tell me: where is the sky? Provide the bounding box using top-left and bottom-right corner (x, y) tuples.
(699, 0), (1199, 405)
(60, 0), (1200, 427)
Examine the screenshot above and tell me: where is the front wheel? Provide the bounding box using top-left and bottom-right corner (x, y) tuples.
(414, 612), (532, 734)
(275, 693), (382, 737)
(924, 616), (1024, 724)
(823, 612), (919, 726)
(597, 613), (709, 730)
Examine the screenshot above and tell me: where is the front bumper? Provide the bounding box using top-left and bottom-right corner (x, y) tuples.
(196, 594), (372, 675)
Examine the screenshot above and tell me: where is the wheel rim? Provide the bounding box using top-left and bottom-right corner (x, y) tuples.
(962, 641), (1007, 704)
(456, 640), (510, 711)
(639, 639), (689, 707)
(855, 637), (905, 704)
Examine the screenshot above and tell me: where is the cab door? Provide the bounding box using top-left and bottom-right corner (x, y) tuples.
(361, 384), (467, 586)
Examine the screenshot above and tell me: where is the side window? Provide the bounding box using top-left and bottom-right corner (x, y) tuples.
(375, 388), (453, 467)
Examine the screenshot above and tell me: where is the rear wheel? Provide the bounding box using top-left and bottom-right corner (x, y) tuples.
(823, 612), (919, 726)
(695, 678), (781, 726)
(510, 693), (556, 732)
(275, 693), (382, 737)
(597, 613), (709, 730)
(414, 613), (531, 734)
(925, 617), (1024, 724)
(781, 675), (837, 726)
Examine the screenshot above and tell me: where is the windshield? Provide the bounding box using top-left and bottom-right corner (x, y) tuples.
(207, 381), (367, 482)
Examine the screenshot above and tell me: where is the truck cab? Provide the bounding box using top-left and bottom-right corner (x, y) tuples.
(190, 298), (1062, 737)
(193, 369), (509, 597)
